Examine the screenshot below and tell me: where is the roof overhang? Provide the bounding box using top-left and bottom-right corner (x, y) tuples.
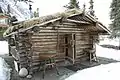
(96, 22), (111, 35)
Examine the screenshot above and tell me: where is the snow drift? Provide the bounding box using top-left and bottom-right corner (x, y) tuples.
(0, 41), (8, 55)
(65, 62), (120, 80)
(0, 57), (11, 80)
(96, 44), (120, 61)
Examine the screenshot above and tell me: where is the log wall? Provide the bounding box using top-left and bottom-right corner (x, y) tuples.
(30, 26), (85, 71)
(9, 25), (99, 73)
(75, 33), (93, 61)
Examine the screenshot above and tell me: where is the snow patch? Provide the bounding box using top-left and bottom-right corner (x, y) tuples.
(65, 62), (120, 80)
(0, 57), (11, 80)
(96, 44), (120, 61)
(99, 38), (119, 46)
(0, 41), (8, 55)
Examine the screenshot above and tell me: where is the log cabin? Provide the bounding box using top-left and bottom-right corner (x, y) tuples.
(3, 9), (110, 74)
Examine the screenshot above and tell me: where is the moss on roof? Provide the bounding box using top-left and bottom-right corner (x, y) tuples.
(3, 9), (83, 37)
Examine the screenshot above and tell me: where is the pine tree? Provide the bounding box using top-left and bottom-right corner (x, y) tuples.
(110, 0), (120, 37)
(110, 0), (120, 49)
(89, 0), (95, 16)
(34, 8), (39, 17)
(64, 0), (80, 9)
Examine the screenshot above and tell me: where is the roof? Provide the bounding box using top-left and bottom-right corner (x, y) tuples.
(3, 9), (110, 37)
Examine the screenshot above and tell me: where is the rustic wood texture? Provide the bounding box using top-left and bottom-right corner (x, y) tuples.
(75, 33), (93, 61)
(8, 23), (100, 73)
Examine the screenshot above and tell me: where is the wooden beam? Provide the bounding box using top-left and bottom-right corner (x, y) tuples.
(85, 13), (96, 22)
(66, 19), (90, 24)
(96, 23), (111, 34)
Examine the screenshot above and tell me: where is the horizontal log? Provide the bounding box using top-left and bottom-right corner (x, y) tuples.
(32, 39), (57, 43)
(76, 54), (88, 59)
(32, 59), (40, 62)
(33, 48), (57, 52)
(33, 47), (56, 53)
(33, 51), (59, 54)
(76, 43), (92, 46)
(32, 39), (57, 44)
(19, 54), (27, 58)
(38, 27), (84, 31)
(76, 37), (89, 40)
(32, 62), (40, 66)
(76, 49), (83, 53)
(76, 42), (90, 45)
(19, 61), (28, 65)
(32, 42), (57, 46)
(32, 56), (40, 60)
(76, 35), (90, 38)
(32, 45), (57, 48)
(39, 30), (85, 33)
(32, 36), (57, 39)
(76, 39), (90, 42)
(32, 66), (39, 71)
(76, 46), (91, 50)
(75, 33), (89, 36)
(32, 35), (58, 37)
(76, 52), (83, 56)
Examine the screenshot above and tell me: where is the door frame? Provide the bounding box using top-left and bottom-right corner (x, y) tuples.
(65, 33), (76, 64)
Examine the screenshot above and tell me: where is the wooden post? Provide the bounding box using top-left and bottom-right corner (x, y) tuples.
(8, 37), (12, 56)
(72, 33), (75, 64)
(57, 26), (59, 55)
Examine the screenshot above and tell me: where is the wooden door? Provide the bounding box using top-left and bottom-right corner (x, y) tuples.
(66, 33), (76, 64)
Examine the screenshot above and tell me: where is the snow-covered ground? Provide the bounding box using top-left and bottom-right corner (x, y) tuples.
(65, 62), (120, 80)
(97, 38), (120, 61)
(0, 41), (8, 55)
(96, 44), (120, 61)
(0, 41), (10, 80)
(0, 57), (11, 80)
(66, 39), (120, 80)
(99, 38), (119, 46)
